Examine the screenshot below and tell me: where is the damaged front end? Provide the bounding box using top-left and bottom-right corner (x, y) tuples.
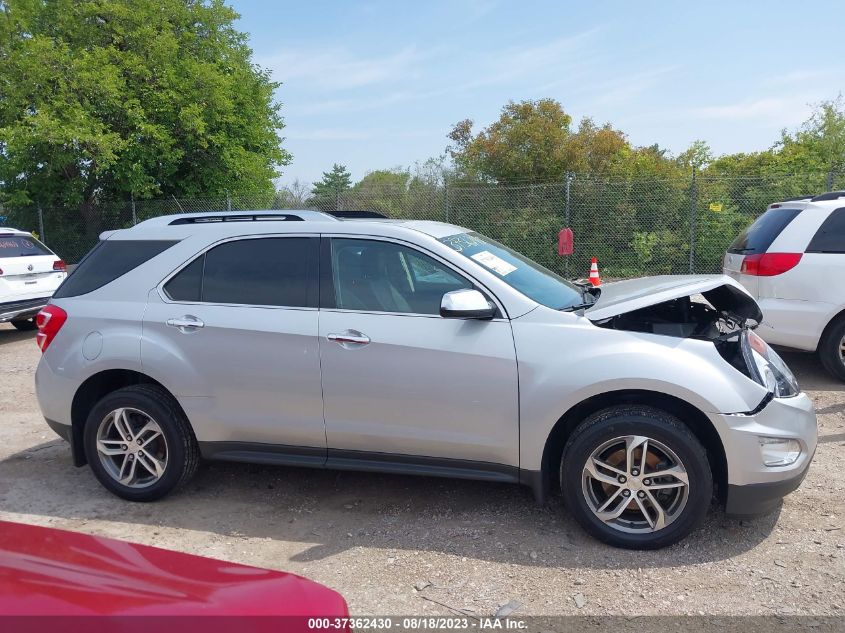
(585, 275), (799, 398)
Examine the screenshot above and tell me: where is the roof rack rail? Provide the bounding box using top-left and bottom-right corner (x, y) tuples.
(810, 191), (845, 202)
(168, 213), (305, 225)
(325, 210), (387, 219)
(781, 195), (815, 201)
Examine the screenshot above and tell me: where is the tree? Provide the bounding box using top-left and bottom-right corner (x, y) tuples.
(448, 99), (631, 183)
(448, 99), (574, 182)
(0, 0), (289, 235)
(776, 97), (845, 175)
(311, 164), (352, 210)
(677, 140), (713, 171)
(274, 179), (311, 208)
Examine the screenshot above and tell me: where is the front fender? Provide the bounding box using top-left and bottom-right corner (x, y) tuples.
(512, 309), (769, 471)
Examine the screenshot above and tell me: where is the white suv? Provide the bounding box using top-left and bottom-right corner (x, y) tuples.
(0, 228), (67, 330)
(723, 191), (845, 380)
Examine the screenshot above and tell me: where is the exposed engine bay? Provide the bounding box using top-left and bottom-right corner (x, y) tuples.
(591, 285), (761, 377)
(593, 294), (744, 341)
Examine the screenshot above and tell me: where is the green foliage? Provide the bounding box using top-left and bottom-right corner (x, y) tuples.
(347, 169), (409, 215)
(631, 230), (688, 275)
(310, 163), (352, 210)
(0, 0), (288, 235)
(448, 99), (630, 183)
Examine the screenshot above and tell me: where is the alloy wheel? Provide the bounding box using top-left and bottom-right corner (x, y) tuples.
(96, 407), (169, 488)
(839, 334), (845, 365)
(581, 435), (690, 534)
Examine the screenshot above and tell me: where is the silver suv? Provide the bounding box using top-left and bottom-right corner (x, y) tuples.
(35, 211), (817, 549)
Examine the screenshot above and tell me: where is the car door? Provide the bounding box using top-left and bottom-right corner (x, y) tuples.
(318, 236), (520, 474)
(142, 235), (326, 463)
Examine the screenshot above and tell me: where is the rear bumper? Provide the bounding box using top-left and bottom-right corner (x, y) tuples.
(45, 417), (85, 467)
(0, 297), (49, 323)
(725, 456), (812, 516)
(754, 297), (831, 352)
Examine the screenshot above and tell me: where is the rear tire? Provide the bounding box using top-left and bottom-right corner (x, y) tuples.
(560, 406), (712, 549)
(11, 318), (37, 331)
(83, 384), (199, 501)
(818, 315), (845, 382)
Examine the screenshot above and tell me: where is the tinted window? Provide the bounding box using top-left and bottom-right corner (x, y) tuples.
(728, 208), (801, 254)
(54, 240), (177, 298)
(199, 237), (317, 307)
(330, 239), (472, 314)
(806, 207), (845, 253)
(163, 256), (204, 302)
(0, 235), (53, 257)
(439, 232), (583, 310)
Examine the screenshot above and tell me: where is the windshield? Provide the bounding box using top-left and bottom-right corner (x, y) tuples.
(439, 232), (583, 310)
(0, 234), (53, 257)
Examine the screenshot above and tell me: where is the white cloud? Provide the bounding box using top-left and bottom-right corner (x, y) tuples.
(285, 128), (373, 141)
(462, 29), (601, 89)
(285, 127), (436, 141)
(260, 46), (426, 91)
(689, 96), (818, 124)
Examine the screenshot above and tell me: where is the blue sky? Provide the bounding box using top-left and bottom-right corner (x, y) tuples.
(229, 0), (843, 186)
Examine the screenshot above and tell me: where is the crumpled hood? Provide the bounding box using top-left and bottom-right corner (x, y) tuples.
(585, 274), (763, 324)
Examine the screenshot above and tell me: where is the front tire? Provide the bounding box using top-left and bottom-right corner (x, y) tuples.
(83, 384), (199, 501)
(560, 406), (712, 549)
(11, 318), (37, 331)
(818, 315), (845, 382)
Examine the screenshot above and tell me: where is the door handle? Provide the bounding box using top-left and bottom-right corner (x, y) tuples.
(327, 331), (370, 346)
(166, 315), (205, 333)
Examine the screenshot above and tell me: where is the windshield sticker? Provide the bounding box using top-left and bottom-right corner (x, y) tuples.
(441, 233), (486, 252)
(471, 250), (517, 276)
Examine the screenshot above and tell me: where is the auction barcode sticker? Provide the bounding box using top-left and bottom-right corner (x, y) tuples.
(470, 250), (517, 276)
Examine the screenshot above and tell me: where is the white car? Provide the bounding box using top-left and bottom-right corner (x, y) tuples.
(723, 191), (845, 380)
(0, 228), (67, 330)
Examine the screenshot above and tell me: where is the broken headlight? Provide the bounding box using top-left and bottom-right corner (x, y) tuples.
(741, 329), (799, 398)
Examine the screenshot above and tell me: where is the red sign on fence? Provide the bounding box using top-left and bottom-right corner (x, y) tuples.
(558, 228), (574, 256)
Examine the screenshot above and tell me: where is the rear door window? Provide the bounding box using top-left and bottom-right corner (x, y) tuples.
(806, 207), (845, 253)
(54, 240), (177, 298)
(728, 208), (802, 254)
(0, 235), (53, 257)
(164, 237), (318, 308)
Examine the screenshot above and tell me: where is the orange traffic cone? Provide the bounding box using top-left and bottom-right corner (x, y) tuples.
(589, 257), (601, 287)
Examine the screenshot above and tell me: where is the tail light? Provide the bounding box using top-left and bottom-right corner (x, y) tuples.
(740, 253), (802, 276)
(35, 305), (67, 352)
(53, 260), (67, 271)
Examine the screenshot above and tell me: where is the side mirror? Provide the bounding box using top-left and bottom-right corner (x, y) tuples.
(440, 289), (496, 320)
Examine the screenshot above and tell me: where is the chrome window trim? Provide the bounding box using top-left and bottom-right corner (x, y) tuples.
(156, 233), (319, 310)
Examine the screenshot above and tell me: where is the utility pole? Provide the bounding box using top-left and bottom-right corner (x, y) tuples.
(564, 173), (573, 278)
(37, 203), (45, 242)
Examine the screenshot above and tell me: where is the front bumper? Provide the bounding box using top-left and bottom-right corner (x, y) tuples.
(725, 459), (812, 516)
(715, 391), (817, 515)
(0, 297), (49, 323)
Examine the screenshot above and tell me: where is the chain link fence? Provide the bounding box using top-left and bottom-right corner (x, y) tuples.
(2, 170), (844, 279)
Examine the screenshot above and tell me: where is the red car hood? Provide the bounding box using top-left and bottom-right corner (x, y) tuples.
(0, 520), (348, 618)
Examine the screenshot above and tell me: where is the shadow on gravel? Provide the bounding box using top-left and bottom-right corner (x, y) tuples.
(0, 439), (779, 570)
(780, 352), (843, 392)
(0, 327), (34, 346)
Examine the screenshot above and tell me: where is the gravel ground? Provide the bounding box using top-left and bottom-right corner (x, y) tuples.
(1, 322), (843, 617)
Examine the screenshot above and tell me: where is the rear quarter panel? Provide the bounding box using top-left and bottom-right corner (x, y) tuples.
(35, 297), (147, 426)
